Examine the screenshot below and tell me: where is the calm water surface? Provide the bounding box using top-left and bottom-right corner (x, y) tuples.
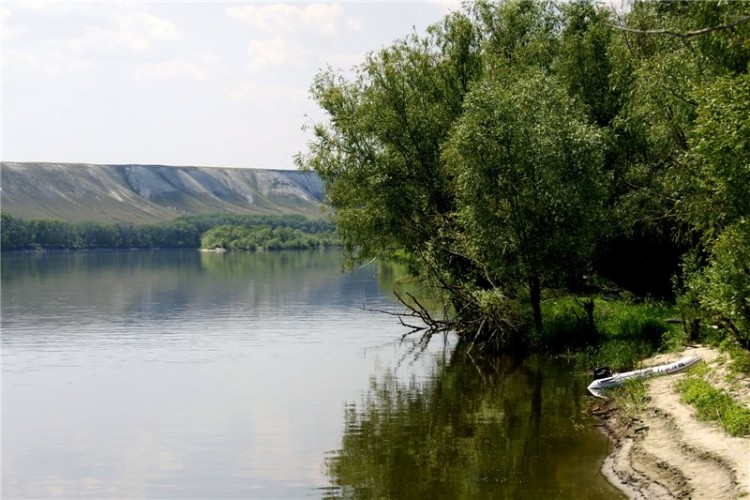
(2, 250), (623, 499)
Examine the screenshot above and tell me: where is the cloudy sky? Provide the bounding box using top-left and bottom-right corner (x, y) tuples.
(2, 1), (459, 169)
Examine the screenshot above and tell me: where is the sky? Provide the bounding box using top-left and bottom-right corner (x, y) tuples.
(1, 1), (460, 170)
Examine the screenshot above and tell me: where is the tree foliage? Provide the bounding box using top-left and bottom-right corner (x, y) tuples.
(446, 70), (606, 334)
(0, 213), (335, 252)
(200, 224), (338, 251)
(297, 11), (482, 273)
(298, 0), (750, 350)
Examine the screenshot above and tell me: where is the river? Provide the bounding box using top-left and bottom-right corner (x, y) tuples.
(1, 249), (623, 499)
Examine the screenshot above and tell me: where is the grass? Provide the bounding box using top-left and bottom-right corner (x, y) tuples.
(545, 292), (750, 439)
(545, 295), (686, 372)
(677, 373), (750, 437)
(610, 378), (649, 425)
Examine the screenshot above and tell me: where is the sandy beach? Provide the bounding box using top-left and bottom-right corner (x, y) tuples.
(593, 345), (750, 499)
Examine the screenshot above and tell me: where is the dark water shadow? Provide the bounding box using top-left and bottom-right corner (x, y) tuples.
(321, 346), (624, 499)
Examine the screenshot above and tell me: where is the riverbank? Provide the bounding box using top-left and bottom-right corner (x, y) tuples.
(592, 345), (750, 499)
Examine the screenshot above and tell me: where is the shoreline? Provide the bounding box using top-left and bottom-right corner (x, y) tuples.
(592, 345), (750, 499)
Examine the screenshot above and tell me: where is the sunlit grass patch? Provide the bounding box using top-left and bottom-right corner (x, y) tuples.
(677, 375), (750, 437)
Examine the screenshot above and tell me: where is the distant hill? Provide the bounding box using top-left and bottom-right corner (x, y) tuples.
(0, 162), (325, 223)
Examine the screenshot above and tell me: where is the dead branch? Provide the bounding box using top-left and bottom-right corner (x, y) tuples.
(609, 15), (750, 39)
(362, 290), (453, 346)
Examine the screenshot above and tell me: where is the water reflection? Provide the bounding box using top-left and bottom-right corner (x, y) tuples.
(324, 348), (624, 499)
(3, 250), (620, 498)
(2, 250), (412, 498)
(1, 250), (385, 346)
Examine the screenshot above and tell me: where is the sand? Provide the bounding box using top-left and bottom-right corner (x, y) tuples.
(593, 345), (750, 499)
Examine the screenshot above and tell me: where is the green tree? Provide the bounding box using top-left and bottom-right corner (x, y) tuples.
(299, 0), (616, 349)
(472, 0), (560, 73)
(677, 73), (750, 238)
(296, 10), (482, 279)
(1, 214), (31, 250)
(609, 2), (750, 344)
(555, 0), (618, 127)
(593, 1), (750, 297)
(29, 219), (78, 249)
(675, 73), (750, 345)
(692, 222), (750, 347)
(297, 0), (750, 351)
(445, 70), (606, 335)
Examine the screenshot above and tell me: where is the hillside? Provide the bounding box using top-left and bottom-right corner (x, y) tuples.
(0, 162), (324, 223)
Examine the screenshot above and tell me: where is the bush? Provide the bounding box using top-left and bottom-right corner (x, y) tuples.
(719, 338), (750, 376)
(678, 221), (750, 350)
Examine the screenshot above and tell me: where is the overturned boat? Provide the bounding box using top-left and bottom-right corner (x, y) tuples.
(587, 355), (702, 398)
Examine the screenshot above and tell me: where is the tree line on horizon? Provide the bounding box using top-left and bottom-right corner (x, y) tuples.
(0, 213), (338, 252)
(296, 0), (750, 350)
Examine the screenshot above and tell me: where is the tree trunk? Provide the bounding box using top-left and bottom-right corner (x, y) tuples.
(530, 275), (543, 335)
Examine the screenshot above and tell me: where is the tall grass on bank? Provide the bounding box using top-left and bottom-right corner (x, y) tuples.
(543, 296), (686, 371)
(609, 379), (649, 425)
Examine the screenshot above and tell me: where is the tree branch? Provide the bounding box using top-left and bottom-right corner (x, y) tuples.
(609, 15), (750, 39)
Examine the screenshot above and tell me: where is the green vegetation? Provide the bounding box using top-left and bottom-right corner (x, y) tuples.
(297, 0), (750, 353)
(677, 372), (750, 437)
(546, 296), (686, 372)
(0, 213), (337, 252)
(610, 379), (649, 426)
(720, 338), (750, 376)
(201, 225), (338, 251)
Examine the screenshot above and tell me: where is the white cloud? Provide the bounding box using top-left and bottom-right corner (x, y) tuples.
(297, 3), (345, 37)
(246, 37), (290, 70)
(224, 80), (306, 105)
(3, 48), (91, 74)
(4, 2), (449, 169)
(432, 0), (464, 15)
(137, 12), (179, 40)
(71, 11), (179, 55)
(226, 3), (359, 37)
(227, 3), (363, 72)
(2, 48), (40, 69)
(1, 6), (18, 38)
(10, 1), (100, 15)
(132, 59), (204, 81)
(345, 16), (362, 32)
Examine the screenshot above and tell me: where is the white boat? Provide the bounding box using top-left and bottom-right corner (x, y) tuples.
(587, 355), (702, 398)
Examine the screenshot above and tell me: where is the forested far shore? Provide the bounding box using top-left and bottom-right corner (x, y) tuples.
(0, 213), (339, 252)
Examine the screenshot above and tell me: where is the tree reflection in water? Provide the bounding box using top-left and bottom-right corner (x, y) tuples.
(323, 347), (624, 499)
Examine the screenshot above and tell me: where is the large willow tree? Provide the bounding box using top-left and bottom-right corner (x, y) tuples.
(445, 70), (606, 336)
(299, 0), (750, 351)
(298, 1), (605, 349)
(296, 11), (488, 321)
